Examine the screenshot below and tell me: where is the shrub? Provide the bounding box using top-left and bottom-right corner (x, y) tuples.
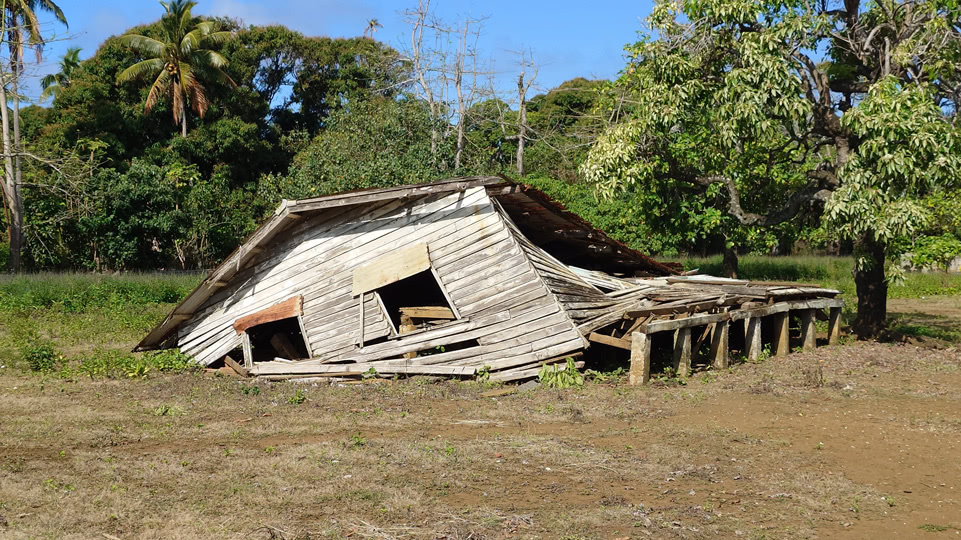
(911, 235), (961, 271)
(20, 336), (63, 373)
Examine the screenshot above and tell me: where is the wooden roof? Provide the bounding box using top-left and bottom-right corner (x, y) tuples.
(135, 176), (674, 352)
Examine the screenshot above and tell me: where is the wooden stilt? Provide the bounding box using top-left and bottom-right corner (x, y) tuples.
(800, 309), (817, 350)
(772, 312), (790, 357)
(745, 317), (762, 361)
(241, 332), (253, 369)
(710, 320), (729, 369)
(828, 307), (842, 345)
(629, 332), (651, 385)
(673, 327), (692, 377)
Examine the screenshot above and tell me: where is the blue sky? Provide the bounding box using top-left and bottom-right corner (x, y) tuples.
(23, 0), (656, 102)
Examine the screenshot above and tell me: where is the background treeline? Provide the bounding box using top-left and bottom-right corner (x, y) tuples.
(1, 10), (958, 273)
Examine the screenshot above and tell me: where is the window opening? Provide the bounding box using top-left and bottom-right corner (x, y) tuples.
(246, 316), (310, 362)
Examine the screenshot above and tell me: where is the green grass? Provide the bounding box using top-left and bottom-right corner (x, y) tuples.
(663, 255), (961, 299)
(0, 272), (202, 312)
(0, 272), (203, 376)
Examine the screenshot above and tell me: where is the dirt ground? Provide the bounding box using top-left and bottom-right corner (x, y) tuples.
(1, 327), (959, 540)
(1, 296), (960, 540)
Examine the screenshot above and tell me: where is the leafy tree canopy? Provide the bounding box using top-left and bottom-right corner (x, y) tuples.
(582, 0), (961, 335)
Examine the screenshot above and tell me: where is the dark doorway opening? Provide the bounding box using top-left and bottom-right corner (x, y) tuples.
(247, 316), (310, 362)
(376, 269), (456, 329)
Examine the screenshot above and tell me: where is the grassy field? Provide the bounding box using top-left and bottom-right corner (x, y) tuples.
(0, 266), (959, 538)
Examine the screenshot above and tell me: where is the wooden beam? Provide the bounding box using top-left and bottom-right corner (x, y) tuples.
(673, 327), (692, 377)
(745, 317), (762, 362)
(800, 309), (817, 351)
(710, 321), (729, 369)
(223, 355), (249, 377)
(639, 310), (731, 334)
(270, 333), (302, 360)
(629, 332), (651, 385)
(732, 297), (842, 320)
(588, 332), (632, 350)
(352, 242), (430, 296)
(772, 312), (790, 357)
(233, 296), (304, 334)
(828, 307), (842, 345)
(399, 306), (456, 320)
(241, 332), (253, 369)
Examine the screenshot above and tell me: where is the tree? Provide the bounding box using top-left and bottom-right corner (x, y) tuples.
(116, 0), (236, 138)
(0, 0), (68, 272)
(582, 0), (961, 337)
(39, 46), (80, 101)
(363, 18), (382, 38)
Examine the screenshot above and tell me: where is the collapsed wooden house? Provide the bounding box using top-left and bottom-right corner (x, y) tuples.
(136, 176), (843, 383)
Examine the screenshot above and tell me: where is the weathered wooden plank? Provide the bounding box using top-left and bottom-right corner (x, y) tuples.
(828, 307), (841, 345)
(800, 309), (817, 351)
(352, 242), (431, 296)
(224, 355), (249, 377)
(232, 296), (303, 334)
(710, 321), (729, 369)
(588, 332), (632, 350)
(745, 317), (762, 362)
(772, 312), (790, 357)
(673, 327), (692, 377)
(629, 332), (651, 385)
(399, 306), (456, 319)
(639, 310), (732, 334)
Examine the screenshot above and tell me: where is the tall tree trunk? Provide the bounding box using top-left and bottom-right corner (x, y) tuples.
(722, 243), (738, 279)
(0, 69), (22, 272)
(516, 73), (527, 176)
(181, 108), (187, 138)
(852, 234), (887, 338)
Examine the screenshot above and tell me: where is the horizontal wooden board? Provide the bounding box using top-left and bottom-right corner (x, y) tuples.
(352, 242), (431, 296)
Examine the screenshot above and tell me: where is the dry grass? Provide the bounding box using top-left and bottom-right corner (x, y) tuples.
(1, 339), (960, 539)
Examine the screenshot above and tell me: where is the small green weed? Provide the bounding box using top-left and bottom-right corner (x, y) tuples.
(20, 335), (63, 373)
(241, 385), (261, 396)
(287, 389), (307, 405)
(918, 524), (957, 532)
(538, 357), (584, 388)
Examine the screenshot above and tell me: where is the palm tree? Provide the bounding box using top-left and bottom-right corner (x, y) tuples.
(363, 18), (382, 38)
(0, 0), (68, 273)
(116, 0), (236, 137)
(39, 46), (80, 101)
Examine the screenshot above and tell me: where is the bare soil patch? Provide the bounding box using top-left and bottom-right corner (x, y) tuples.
(1, 340), (960, 538)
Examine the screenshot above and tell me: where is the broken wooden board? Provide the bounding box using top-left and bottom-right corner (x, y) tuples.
(352, 242), (431, 296)
(233, 296), (303, 334)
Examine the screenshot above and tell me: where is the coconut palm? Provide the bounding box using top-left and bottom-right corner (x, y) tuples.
(116, 0), (236, 137)
(363, 18), (382, 38)
(39, 46), (80, 101)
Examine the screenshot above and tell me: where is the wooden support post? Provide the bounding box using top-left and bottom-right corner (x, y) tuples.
(828, 307), (842, 345)
(673, 327), (692, 377)
(710, 320), (729, 369)
(772, 312), (790, 357)
(241, 332), (253, 369)
(629, 332), (651, 385)
(745, 317), (762, 362)
(800, 309), (817, 351)
(358, 294), (365, 347)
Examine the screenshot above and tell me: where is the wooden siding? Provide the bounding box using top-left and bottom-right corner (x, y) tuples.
(178, 187), (587, 374)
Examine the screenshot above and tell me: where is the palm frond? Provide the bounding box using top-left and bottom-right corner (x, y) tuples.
(181, 64), (209, 117)
(118, 34), (165, 57)
(38, 0), (68, 27)
(40, 72), (56, 89)
(200, 30), (234, 48)
(189, 49), (229, 69)
(39, 82), (58, 101)
(116, 57), (165, 83)
(145, 69), (172, 114)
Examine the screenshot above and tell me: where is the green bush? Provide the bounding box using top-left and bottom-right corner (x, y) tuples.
(911, 235), (961, 270)
(20, 336), (63, 373)
(0, 241), (8, 272)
